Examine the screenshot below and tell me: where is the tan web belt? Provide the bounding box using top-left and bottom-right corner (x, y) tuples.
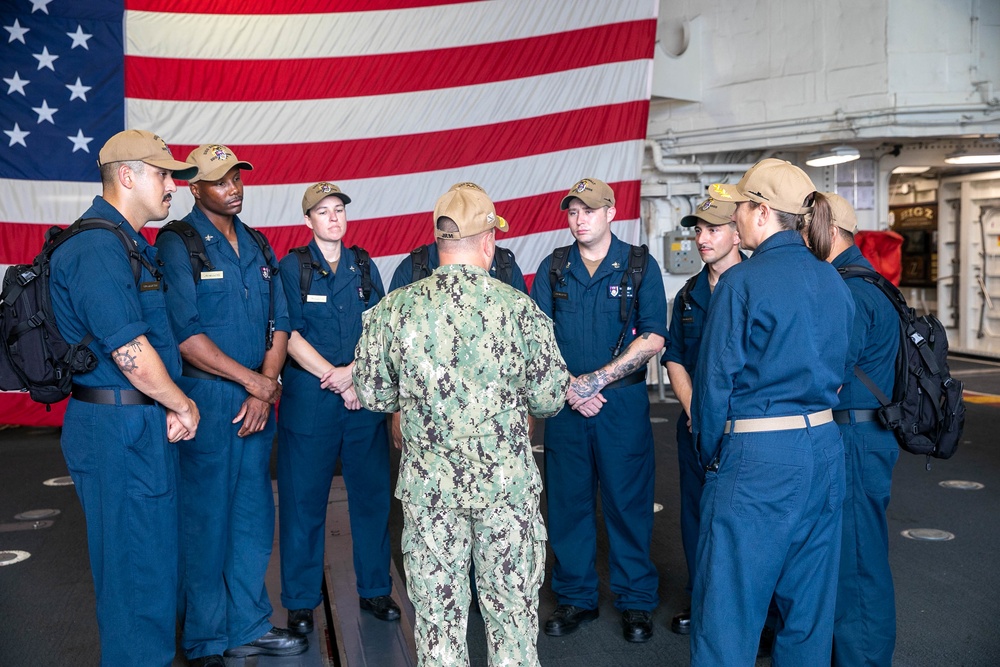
(723, 409), (834, 434)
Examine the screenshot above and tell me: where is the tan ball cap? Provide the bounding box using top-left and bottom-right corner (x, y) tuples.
(434, 187), (508, 239)
(185, 144), (254, 183)
(709, 158), (816, 215)
(560, 178), (616, 210)
(97, 129), (197, 180)
(821, 192), (858, 234)
(448, 181), (487, 194)
(680, 197), (738, 227)
(302, 182), (351, 214)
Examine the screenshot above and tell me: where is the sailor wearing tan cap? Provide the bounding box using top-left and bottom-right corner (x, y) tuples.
(353, 187), (569, 666)
(388, 182), (528, 294)
(804, 194), (900, 667)
(660, 197), (744, 636)
(49, 129), (201, 666)
(531, 178), (668, 643)
(275, 183), (399, 633)
(155, 145), (301, 664)
(689, 159), (854, 665)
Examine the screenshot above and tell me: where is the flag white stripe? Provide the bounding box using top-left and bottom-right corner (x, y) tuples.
(125, 61), (650, 145)
(125, 0), (656, 60)
(0, 140), (643, 226)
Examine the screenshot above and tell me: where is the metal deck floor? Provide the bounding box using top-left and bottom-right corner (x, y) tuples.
(2, 355), (999, 665)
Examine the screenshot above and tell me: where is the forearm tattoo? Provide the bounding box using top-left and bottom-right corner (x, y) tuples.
(113, 338), (142, 374)
(572, 334), (657, 398)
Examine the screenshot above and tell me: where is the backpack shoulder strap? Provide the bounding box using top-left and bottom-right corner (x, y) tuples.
(628, 244), (649, 289)
(243, 224), (276, 268)
(351, 245), (382, 302)
(289, 246), (314, 303)
(240, 223), (277, 350)
(852, 364), (893, 407)
(679, 272), (699, 310)
(410, 244), (431, 280)
(156, 219), (213, 282)
(548, 245), (572, 293)
(838, 264), (941, 375)
(494, 246), (514, 285)
(70, 218), (155, 283)
(838, 265), (910, 320)
(619, 244), (649, 321)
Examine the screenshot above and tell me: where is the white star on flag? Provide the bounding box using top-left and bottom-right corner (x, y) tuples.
(4, 71), (30, 96)
(67, 25), (93, 50)
(66, 77), (91, 102)
(67, 129), (93, 153)
(31, 0), (54, 15)
(31, 99), (58, 124)
(33, 46), (59, 71)
(4, 123), (30, 147)
(4, 19), (29, 44)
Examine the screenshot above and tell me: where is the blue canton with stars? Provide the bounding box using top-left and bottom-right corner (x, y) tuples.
(1, 0), (124, 182)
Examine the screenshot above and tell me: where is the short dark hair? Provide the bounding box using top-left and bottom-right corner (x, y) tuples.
(100, 159), (144, 188)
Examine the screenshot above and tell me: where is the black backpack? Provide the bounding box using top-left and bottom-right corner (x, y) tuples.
(839, 265), (966, 466)
(410, 243), (516, 285)
(288, 245), (383, 304)
(157, 219), (279, 349)
(0, 219), (156, 405)
(549, 243), (648, 357)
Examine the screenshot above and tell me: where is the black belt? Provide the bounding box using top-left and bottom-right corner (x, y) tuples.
(833, 409), (879, 425)
(72, 385), (155, 406)
(605, 370), (647, 390)
(287, 358), (305, 372)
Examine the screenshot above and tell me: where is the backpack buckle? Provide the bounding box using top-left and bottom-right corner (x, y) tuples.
(16, 268), (37, 286)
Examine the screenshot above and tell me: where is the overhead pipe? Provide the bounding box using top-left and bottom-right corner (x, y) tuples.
(645, 140), (757, 175)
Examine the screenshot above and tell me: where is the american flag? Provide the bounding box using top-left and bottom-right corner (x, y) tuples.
(1, 0), (657, 425)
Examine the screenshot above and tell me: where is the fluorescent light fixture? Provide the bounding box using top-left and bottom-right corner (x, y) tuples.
(891, 166), (931, 174)
(805, 146), (861, 167)
(944, 148), (1000, 165)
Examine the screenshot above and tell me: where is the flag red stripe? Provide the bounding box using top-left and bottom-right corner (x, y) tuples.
(0, 181), (639, 264)
(165, 103), (648, 185)
(124, 21), (656, 102)
(124, 0), (475, 14)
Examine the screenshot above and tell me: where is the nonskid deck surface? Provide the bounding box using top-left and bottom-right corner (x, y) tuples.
(2, 355), (999, 665)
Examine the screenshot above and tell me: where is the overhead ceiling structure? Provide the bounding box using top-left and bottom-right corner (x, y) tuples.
(643, 0), (1000, 222)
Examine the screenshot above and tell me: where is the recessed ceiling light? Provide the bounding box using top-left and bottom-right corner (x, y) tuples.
(805, 146), (861, 167)
(944, 148), (1000, 165)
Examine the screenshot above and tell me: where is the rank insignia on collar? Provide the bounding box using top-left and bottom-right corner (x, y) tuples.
(349, 265), (356, 272)
(204, 234), (214, 242)
(612, 261), (621, 269)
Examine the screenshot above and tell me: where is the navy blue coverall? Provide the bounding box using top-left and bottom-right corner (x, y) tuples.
(831, 245), (900, 667)
(156, 206), (290, 658)
(388, 241), (528, 293)
(51, 196), (183, 667)
(531, 234), (668, 613)
(690, 230), (854, 666)
(276, 241), (392, 609)
(662, 266), (713, 596)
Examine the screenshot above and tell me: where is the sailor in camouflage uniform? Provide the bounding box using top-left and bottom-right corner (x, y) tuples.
(353, 187), (569, 667)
